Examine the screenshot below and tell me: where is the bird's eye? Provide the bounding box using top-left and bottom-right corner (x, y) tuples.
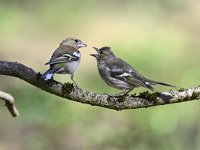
(74, 39), (79, 43)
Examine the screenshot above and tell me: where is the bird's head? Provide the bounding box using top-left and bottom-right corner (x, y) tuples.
(60, 37), (87, 49)
(90, 46), (115, 61)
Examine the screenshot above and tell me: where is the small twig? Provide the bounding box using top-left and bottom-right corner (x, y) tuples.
(0, 91), (19, 117)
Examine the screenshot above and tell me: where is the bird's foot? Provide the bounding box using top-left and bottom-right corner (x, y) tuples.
(106, 94), (126, 103)
(71, 78), (79, 88)
(72, 82), (79, 88)
(62, 82), (74, 94)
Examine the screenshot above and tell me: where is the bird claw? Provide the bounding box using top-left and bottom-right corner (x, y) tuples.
(73, 83), (79, 88)
(72, 80), (79, 88)
(108, 95), (119, 104)
(105, 94), (124, 111)
(106, 94), (125, 104)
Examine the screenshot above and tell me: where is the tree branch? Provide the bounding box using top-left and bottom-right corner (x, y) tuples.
(0, 61), (200, 114)
(0, 90), (19, 117)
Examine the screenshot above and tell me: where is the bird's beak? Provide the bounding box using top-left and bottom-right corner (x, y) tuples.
(77, 42), (87, 48)
(93, 47), (99, 52)
(90, 47), (100, 58)
(90, 54), (98, 58)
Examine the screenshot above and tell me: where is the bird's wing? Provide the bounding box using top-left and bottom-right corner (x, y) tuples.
(108, 58), (155, 90)
(45, 46), (80, 65)
(45, 53), (78, 65)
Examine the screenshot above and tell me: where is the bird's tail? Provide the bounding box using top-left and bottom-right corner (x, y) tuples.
(146, 79), (178, 89)
(41, 68), (58, 81)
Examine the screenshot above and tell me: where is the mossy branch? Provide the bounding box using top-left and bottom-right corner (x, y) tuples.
(0, 61), (200, 116)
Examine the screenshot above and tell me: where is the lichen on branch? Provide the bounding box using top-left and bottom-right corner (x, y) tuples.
(0, 61), (200, 116)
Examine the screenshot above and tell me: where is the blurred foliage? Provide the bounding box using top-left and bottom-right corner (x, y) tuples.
(0, 0), (200, 150)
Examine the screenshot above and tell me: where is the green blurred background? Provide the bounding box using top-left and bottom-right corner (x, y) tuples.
(0, 0), (200, 150)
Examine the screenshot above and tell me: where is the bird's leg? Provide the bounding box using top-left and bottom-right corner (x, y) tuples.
(114, 89), (132, 97)
(107, 90), (130, 98)
(123, 89), (132, 95)
(106, 89), (132, 104)
(106, 94), (119, 104)
(71, 74), (78, 87)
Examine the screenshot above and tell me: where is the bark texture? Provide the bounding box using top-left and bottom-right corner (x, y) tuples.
(0, 61), (199, 117)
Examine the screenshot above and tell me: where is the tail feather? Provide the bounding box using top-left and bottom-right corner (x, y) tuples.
(145, 83), (155, 91)
(147, 79), (177, 88)
(42, 68), (59, 80)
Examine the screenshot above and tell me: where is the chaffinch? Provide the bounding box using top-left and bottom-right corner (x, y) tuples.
(42, 37), (87, 86)
(90, 46), (176, 96)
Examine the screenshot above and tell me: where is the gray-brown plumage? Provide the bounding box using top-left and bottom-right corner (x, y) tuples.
(46, 45), (80, 65)
(42, 37), (87, 85)
(91, 46), (177, 96)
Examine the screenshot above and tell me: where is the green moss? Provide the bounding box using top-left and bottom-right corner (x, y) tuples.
(177, 92), (200, 102)
(138, 91), (160, 102)
(182, 96), (190, 101)
(117, 95), (126, 102)
(191, 92), (200, 100)
(62, 82), (74, 94)
(178, 87), (185, 92)
(131, 93), (137, 97)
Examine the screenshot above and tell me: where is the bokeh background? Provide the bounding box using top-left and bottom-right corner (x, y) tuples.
(0, 0), (200, 150)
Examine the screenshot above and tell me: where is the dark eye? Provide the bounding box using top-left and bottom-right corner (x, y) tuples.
(74, 39), (79, 43)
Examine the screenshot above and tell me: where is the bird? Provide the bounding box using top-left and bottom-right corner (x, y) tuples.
(42, 37), (87, 86)
(90, 46), (177, 96)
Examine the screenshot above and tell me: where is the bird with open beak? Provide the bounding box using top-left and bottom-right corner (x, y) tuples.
(90, 46), (177, 96)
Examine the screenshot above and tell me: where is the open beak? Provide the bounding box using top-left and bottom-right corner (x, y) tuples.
(90, 54), (97, 58)
(93, 47), (99, 52)
(90, 47), (100, 58)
